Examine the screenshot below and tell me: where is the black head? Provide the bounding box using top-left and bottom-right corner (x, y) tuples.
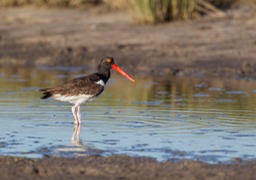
(98, 56), (135, 83)
(99, 57), (115, 70)
(100, 56), (115, 66)
(98, 57), (115, 77)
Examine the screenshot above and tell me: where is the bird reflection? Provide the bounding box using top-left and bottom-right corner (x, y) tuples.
(71, 124), (83, 146)
(69, 124), (103, 157)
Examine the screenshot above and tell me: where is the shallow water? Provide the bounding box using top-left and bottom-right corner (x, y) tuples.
(0, 66), (256, 163)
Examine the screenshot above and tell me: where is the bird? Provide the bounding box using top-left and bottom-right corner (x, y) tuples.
(40, 57), (135, 125)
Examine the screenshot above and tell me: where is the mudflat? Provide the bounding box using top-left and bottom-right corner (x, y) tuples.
(0, 4), (256, 77)
(0, 155), (256, 180)
(0, 4), (256, 180)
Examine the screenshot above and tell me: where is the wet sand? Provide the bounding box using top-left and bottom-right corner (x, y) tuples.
(0, 3), (256, 180)
(0, 155), (256, 180)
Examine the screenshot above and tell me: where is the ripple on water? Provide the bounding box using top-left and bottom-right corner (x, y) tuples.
(216, 99), (237, 103)
(208, 87), (225, 92)
(193, 93), (209, 97)
(226, 91), (247, 95)
(0, 68), (256, 163)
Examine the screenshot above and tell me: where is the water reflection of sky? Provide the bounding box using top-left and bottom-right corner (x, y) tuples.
(0, 66), (256, 163)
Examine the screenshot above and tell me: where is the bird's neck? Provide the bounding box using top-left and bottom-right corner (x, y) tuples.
(98, 67), (111, 83)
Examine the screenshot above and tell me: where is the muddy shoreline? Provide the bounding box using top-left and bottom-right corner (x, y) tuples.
(1, 4), (256, 179)
(0, 5), (256, 78)
(0, 155), (255, 180)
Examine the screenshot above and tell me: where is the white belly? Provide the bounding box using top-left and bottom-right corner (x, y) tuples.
(53, 94), (96, 105)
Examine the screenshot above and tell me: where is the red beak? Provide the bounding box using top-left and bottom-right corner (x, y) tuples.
(112, 64), (135, 83)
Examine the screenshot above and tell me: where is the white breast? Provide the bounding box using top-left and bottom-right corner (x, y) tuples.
(96, 79), (105, 87)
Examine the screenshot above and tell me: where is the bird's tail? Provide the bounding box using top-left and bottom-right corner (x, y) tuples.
(39, 88), (53, 99)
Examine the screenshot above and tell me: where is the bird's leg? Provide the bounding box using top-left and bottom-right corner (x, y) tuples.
(72, 124), (82, 145)
(76, 124), (81, 143)
(71, 124), (78, 142)
(77, 105), (82, 125)
(71, 105), (79, 125)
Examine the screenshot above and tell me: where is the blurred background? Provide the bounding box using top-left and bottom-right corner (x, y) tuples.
(0, 0), (251, 22)
(0, 0), (255, 77)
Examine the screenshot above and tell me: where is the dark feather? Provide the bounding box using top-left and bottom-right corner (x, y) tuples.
(39, 88), (52, 99)
(39, 73), (107, 99)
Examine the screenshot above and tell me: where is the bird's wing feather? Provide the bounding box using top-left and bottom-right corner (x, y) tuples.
(46, 73), (104, 97)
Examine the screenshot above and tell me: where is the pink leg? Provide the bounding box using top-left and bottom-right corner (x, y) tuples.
(71, 105), (79, 125)
(77, 105), (82, 125)
(72, 124), (82, 145)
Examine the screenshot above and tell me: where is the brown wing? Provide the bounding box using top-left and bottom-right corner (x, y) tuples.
(40, 73), (104, 99)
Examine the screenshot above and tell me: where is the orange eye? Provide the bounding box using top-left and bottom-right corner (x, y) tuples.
(106, 58), (111, 63)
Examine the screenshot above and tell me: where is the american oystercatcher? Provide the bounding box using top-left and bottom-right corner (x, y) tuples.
(40, 57), (135, 125)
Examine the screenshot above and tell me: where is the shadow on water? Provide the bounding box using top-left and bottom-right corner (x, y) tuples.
(0, 66), (256, 163)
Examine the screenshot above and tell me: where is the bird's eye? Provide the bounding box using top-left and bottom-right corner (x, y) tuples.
(106, 58), (111, 63)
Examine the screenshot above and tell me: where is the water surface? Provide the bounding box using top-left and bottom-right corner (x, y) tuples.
(0, 66), (256, 163)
